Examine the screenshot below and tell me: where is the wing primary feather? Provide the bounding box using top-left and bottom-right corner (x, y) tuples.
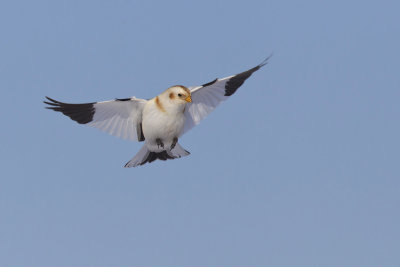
(45, 96), (146, 141)
(225, 55), (272, 96)
(202, 91), (218, 111)
(109, 116), (121, 136)
(114, 117), (123, 138)
(183, 56), (271, 135)
(258, 54), (273, 68)
(44, 96), (95, 124)
(121, 118), (129, 140)
(102, 114), (116, 133)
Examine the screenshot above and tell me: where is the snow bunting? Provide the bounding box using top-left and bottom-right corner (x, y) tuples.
(44, 57), (270, 167)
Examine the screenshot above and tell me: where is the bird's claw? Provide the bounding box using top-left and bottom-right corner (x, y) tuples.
(156, 138), (164, 149)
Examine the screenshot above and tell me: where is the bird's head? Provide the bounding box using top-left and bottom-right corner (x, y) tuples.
(165, 85), (192, 104)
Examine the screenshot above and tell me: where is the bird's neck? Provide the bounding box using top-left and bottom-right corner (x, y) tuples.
(157, 95), (186, 115)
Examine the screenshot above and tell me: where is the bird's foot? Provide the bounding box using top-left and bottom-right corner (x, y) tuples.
(156, 138), (164, 149)
(171, 137), (178, 150)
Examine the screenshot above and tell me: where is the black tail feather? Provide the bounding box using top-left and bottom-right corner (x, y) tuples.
(140, 151), (175, 166)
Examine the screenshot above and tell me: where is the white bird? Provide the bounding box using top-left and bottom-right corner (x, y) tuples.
(44, 57), (270, 167)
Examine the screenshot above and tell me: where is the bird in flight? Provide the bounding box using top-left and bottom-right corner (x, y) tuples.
(44, 57), (270, 167)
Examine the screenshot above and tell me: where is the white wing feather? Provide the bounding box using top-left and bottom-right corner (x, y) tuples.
(45, 96), (147, 141)
(45, 57), (270, 141)
(183, 77), (232, 134)
(89, 98), (146, 141)
(183, 56), (270, 134)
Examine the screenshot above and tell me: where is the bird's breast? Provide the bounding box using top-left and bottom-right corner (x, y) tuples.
(142, 102), (186, 144)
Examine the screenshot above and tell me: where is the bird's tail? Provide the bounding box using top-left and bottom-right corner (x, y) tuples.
(124, 143), (190, 168)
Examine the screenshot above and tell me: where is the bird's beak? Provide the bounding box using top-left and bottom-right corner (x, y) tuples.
(185, 95), (192, 103)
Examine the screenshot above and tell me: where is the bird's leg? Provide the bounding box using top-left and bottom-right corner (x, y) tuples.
(171, 137), (178, 150)
(156, 138), (164, 149)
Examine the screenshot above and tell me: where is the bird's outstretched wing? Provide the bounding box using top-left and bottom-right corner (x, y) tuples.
(183, 56), (271, 134)
(44, 96), (147, 141)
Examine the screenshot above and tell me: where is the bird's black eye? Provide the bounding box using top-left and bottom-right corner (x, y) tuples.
(178, 93), (182, 97)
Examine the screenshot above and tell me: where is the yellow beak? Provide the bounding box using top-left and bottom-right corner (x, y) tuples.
(185, 95), (192, 103)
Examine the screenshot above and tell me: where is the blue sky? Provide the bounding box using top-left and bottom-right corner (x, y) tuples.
(1, 0), (399, 266)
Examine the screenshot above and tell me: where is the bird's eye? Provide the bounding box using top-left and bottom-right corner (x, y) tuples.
(178, 93), (182, 97)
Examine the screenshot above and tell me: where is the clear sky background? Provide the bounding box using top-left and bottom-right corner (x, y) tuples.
(1, 0), (399, 266)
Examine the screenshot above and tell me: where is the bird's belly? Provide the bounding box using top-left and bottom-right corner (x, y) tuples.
(142, 110), (185, 151)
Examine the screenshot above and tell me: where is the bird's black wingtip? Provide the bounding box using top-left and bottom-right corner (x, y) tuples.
(43, 96), (58, 105)
(224, 54), (273, 96)
(258, 53), (273, 68)
(45, 96), (55, 102)
(44, 97), (61, 110)
(43, 96), (95, 124)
